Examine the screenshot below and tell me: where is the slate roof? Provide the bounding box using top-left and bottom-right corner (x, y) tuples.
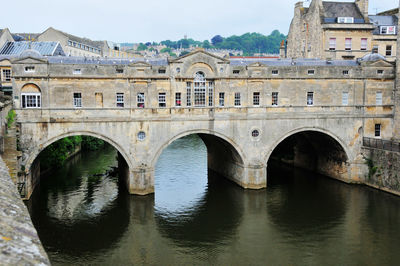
(322, 2), (364, 19)
(0, 41), (65, 56)
(47, 56), (168, 66)
(50, 28), (103, 48)
(12, 33), (40, 41)
(369, 15), (398, 34)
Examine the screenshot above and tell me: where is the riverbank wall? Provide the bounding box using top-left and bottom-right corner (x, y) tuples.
(362, 147), (400, 196)
(0, 156), (50, 265)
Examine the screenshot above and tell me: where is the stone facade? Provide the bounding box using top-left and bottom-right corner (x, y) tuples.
(287, 0), (396, 61)
(10, 49), (397, 198)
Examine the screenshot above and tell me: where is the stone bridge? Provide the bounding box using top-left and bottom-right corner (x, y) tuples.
(11, 49), (397, 199)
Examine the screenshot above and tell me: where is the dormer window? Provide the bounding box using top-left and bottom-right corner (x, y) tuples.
(25, 66), (35, 72)
(116, 68), (124, 74)
(337, 17), (354, 24)
(380, 26), (396, 35)
(307, 69), (315, 75)
(233, 70), (240, 74)
(158, 69), (166, 74)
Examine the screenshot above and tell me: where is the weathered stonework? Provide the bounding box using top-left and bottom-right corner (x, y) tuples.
(10, 49), (397, 198)
(362, 147), (400, 195)
(0, 156), (50, 265)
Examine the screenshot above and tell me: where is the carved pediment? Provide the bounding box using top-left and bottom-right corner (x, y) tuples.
(11, 57), (48, 64)
(170, 49), (229, 64)
(366, 59), (394, 67)
(129, 61), (152, 68)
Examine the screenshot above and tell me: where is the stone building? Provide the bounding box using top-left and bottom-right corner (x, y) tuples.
(287, 0), (397, 61)
(10, 48), (398, 198)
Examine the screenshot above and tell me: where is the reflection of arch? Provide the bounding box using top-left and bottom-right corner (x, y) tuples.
(151, 129), (246, 168)
(21, 83), (41, 92)
(155, 171), (243, 247)
(265, 127), (351, 164)
(25, 131), (132, 172)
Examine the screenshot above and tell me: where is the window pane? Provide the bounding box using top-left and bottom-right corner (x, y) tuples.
(137, 93), (145, 108)
(234, 92), (241, 106)
(376, 92), (382, 105)
(307, 92), (314, 105)
(342, 92), (348, 105)
(175, 92), (181, 106)
(219, 92), (225, 106)
(253, 92), (260, 106)
(272, 92), (278, 106)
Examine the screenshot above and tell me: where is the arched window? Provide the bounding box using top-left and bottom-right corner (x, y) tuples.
(194, 72), (206, 106)
(21, 84), (41, 108)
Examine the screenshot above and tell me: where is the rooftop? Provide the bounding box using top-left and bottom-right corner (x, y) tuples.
(0, 41), (65, 56)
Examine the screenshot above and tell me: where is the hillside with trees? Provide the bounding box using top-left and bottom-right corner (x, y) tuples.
(121, 30), (286, 56)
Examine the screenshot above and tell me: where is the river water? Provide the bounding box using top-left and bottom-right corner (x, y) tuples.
(27, 135), (400, 265)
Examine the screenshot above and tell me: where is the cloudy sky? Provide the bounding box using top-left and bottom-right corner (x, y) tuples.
(1, 0), (398, 43)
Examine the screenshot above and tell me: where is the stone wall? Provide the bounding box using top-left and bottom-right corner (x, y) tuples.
(0, 156), (50, 265)
(362, 147), (400, 195)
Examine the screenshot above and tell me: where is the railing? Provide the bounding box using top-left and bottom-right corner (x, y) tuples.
(363, 137), (400, 152)
(17, 182), (26, 198)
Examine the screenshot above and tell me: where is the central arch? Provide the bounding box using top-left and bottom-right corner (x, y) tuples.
(152, 129), (246, 187)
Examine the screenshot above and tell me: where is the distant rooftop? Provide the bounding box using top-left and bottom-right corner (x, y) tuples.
(0, 41), (65, 56)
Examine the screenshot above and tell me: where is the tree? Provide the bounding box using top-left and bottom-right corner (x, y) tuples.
(179, 50), (190, 56)
(137, 43), (147, 51)
(202, 40), (211, 49)
(160, 47), (172, 53)
(211, 35), (223, 45)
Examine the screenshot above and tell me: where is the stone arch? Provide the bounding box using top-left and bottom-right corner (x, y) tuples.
(25, 130), (132, 173)
(151, 129), (246, 169)
(265, 127), (352, 183)
(265, 126), (350, 163)
(21, 83), (41, 93)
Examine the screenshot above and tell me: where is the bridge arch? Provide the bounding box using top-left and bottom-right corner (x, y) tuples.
(265, 127), (351, 182)
(25, 130), (133, 173)
(151, 129), (249, 188)
(151, 129), (246, 168)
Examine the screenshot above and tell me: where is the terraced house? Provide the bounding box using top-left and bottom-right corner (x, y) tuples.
(287, 0), (398, 61)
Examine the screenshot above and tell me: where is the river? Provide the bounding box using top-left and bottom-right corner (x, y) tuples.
(27, 135), (400, 265)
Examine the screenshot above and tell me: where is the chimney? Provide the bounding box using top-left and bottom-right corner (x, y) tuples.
(294, 2), (304, 17)
(355, 0), (369, 22)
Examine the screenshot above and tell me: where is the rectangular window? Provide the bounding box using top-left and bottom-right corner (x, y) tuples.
(272, 70), (279, 75)
(116, 69), (124, 73)
(343, 70), (349, 75)
(137, 93), (145, 108)
(338, 17), (354, 23)
(377, 70), (384, 75)
(372, 45), (379, 53)
(342, 92), (349, 105)
(307, 69), (315, 75)
(73, 93), (82, 108)
(307, 92), (314, 106)
(158, 69), (166, 74)
(186, 82), (192, 106)
(233, 70), (240, 74)
(375, 124), (381, 137)
(2, 69), (11, 82)
(345, 38), (352, 50)
(253, 92), (260, 106)
(234, 92), (241, 106)
(158, 92), (166, 107)
(361, 38), (367, 51)
(208, 81), (214, 107)
(175, 92), (181, 107)
(329, 38), (336, 50)
(376, 92), (383, 105)
(272, 92), (278, 106)
(219, 92), (225, 106)
(21, 93), (41, 108)
(25, 66), (35, 72)
(73, 69), (81, 75)
(386, 45), (392, 56)
(116, 93), (124, 107)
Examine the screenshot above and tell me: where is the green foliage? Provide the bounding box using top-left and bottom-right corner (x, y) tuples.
(365, 157), (378, 180)
(169, 52), (177, 57)
(137, 43), (148, 51)
(40, 136), (82, 169)
(202, 40), (211, 49)
(81, 136), (104, 151)
(6, 109), (16, 129)
(211, 35), (223, 45)
(160, 47), (172, 53)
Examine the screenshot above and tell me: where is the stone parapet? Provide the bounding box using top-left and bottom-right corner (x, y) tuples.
(0, 156), (50, 265)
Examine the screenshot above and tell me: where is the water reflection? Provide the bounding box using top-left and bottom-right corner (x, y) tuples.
(154, 135), (243, 248)
(266, 161), (347, 237)
(28, 145), (129, 259)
